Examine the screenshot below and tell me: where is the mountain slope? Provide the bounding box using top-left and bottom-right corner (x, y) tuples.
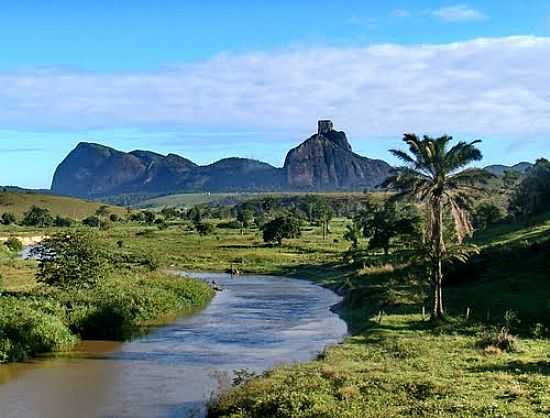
(50, 121), (392, 199)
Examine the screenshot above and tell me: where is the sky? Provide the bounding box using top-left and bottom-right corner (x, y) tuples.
(1, 1), (550, 188)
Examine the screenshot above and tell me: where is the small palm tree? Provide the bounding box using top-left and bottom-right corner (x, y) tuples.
(383, 134), (491, 319)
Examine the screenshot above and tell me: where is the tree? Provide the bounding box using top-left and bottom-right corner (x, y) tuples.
(160, 207), (179, 220)
(95, 205), (110, 219)
(1, 212), (16, 225)
(188, 206), (202, 226)
(509, 159), (550, 219)
(21, 206), (54, 227)
(355, 202), (421, 255)
(237, 209), (254, 235)
(143, 210), (156, 225)
(196, 222), (215, 236)
(262, 216), (301, 246)
(383, 134), (490, 319)
(311, 199), (333, 239)
(343, 222), (362, 251)
(472, 202), (505, 231)
(32, 231), (111, 288)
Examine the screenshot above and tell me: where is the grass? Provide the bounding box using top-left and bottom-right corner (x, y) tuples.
(210, 315), (550, 417)
(0, 190), (127, 220)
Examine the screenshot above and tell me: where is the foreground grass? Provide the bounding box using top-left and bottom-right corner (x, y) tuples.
(210, 313), (550, 418)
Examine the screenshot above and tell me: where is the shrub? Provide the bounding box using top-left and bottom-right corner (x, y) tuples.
(32, 231), (112, 288)
(54, 215), (74, 227)
(196, 222), (216, 236)
(3, 236), (23, 252)
(82, 216), (100, 228)
(1, 212), (17, 225)
(478, 327), (519, 353)
(143, 210), (156, 224)
(109, 213), (120, 222)
(21, 206), (54, 227)
(0, 297), (75, 363)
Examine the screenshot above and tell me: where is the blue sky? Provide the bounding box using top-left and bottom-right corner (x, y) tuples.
(1, 1), (550, 188)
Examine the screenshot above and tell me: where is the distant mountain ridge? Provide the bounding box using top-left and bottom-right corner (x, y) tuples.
(50, 121), (393, 199)
(484, 162), (533, 176)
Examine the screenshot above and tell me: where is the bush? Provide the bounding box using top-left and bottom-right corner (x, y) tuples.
(196, 222), (216, 236)
(1, 212), (17, 225)
(21, 206), (54, 227)
(54, 215), (74, 227)
(0, 297), (75, 363)
(109, 213), (120, 222)
(3, 236), (23, 252)
(32, 231), (112, 288)
(82, 216), (100, 228)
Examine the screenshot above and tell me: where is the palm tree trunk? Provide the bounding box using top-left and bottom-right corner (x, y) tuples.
(431, 197), (445, 320)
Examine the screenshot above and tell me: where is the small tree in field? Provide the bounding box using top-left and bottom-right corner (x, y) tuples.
(1, 212), (17, 225)
(196, 222), (215, 236)
(383, 134), (490, 319)
(237, 209), (254, 235)
(32, 231), (111, 289)
(354, 202), (421, 256)
(262, 216), (301, 246)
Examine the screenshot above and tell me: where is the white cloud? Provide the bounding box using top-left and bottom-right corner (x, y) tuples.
(391, 9), (411, 18)
(431, 4), (487, 22)
(1, 36), (550, 139)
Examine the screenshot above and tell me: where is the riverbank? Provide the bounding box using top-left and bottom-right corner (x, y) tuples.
(204, 219), (550, 417)
(0, 245), (215, 363)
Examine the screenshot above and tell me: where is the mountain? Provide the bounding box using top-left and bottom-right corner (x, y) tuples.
(284, 121), (391, 190)
(50, 121), (393, 199)
(484, 162), (533, 176)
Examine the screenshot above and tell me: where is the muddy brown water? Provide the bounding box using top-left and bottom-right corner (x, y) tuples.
(0, 272), (347, 418)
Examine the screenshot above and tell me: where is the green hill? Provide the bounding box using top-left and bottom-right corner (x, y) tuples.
(0, 190), (127, 220)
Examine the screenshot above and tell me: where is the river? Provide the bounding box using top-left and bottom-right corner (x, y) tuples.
(0, 272), (347, 418)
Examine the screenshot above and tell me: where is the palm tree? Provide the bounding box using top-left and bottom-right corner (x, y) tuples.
(383, 134), (491, 319)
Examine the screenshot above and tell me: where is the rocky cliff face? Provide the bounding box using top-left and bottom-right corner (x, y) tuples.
(283, 122), (392, 190)
(51, 121), (392, 199)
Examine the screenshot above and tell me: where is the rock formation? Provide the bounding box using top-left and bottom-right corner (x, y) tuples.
(51, 121), (392, 199)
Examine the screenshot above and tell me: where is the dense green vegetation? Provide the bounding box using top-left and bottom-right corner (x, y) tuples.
(0, 229), (214, 363)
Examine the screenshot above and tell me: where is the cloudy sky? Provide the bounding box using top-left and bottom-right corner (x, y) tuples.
(1, 1), (550, 188)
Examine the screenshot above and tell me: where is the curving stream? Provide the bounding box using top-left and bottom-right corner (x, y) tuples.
(0, 272), (347, 418)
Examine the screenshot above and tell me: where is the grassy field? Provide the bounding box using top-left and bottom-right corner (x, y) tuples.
(0, 190), (127, 220)
(136, 191), (373, 209)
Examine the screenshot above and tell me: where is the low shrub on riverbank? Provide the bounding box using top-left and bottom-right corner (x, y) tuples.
(0, 296), (75, 362)
(0, 272), (214, 362)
